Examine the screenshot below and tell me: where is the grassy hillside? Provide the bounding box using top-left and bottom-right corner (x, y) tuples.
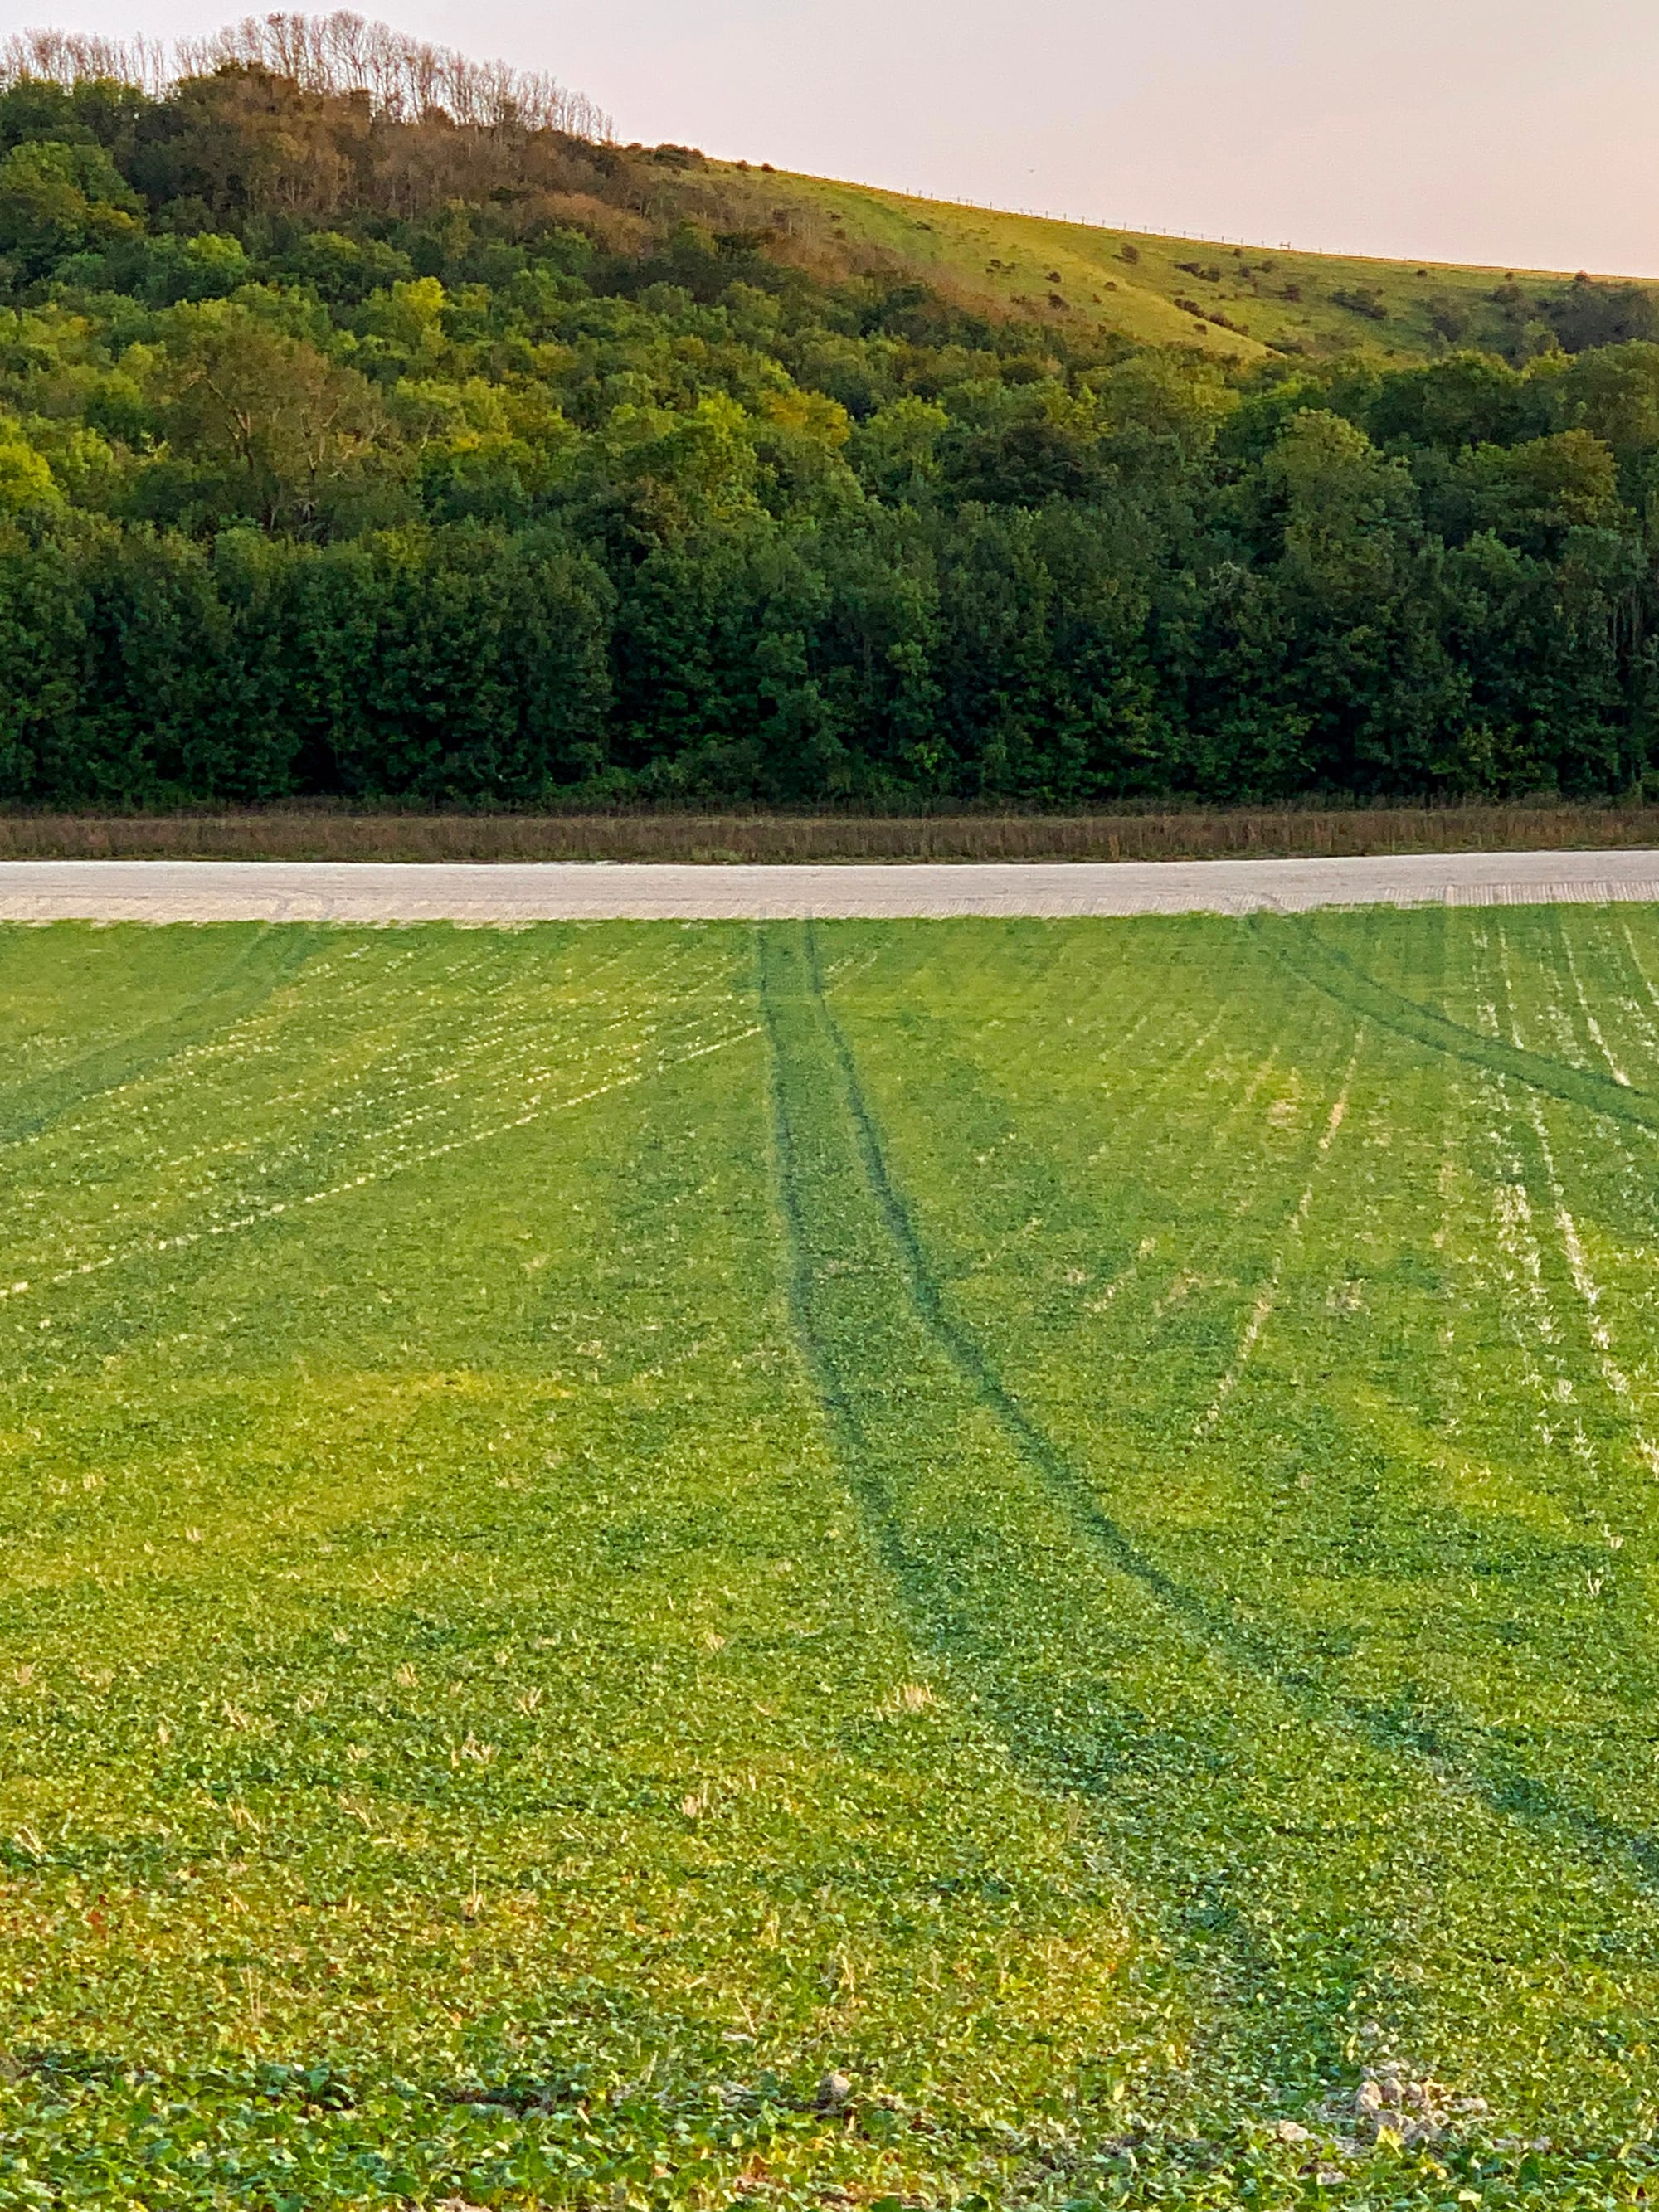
(703, 161), (1634, 362)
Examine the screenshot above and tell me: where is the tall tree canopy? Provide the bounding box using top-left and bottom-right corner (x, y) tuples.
(0, 27), (1657, 806)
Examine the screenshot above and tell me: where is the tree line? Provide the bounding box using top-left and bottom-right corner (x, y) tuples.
(0, 36), (1657, 807)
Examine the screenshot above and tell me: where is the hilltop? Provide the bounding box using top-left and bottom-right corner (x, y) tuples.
(5, 17), (1657, 368)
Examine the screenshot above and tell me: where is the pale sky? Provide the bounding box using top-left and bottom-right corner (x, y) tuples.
(11, 0), (1659, 275)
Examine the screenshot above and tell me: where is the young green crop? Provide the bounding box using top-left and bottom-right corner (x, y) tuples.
(2, 912), (1659, 2208)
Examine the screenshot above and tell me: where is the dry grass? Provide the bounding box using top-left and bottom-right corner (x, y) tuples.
(1, 803), (1658, 864)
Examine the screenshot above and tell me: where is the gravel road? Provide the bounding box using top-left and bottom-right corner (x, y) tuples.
(2, 851), (1659, 921)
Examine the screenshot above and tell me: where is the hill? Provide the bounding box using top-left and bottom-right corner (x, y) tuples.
(8, 17), (1657, 371)
(2, 15), (1659, 814)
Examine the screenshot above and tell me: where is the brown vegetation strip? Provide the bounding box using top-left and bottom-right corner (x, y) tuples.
(6, 805), (1659, 866)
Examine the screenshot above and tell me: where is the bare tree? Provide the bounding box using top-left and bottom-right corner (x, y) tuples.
(173, 13), (611, 137)
(0, 12), (612, 141)
(0, 27), (171, 92)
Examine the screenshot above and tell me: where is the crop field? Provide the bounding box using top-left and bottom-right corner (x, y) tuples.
(8, 911), (1659, 2209)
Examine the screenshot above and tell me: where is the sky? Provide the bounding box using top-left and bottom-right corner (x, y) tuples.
(11, 0), (1659, 275)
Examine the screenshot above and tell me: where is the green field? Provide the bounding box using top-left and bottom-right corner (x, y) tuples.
(7, 912), (1659, 2208)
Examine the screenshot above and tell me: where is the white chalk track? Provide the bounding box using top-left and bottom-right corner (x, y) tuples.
(4, 851), (1659, 921)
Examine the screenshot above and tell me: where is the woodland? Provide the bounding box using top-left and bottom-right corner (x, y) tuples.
(2, 22), (1659, 806)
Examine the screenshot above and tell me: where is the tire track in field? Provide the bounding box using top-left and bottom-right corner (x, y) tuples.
(1258, 916), (1659, 1139)
(760, 922), (1659, 2106)
(0, 924), (330, 1147)
(1488, 926), (1659, 1474)
(0, 935), (694, 1292)
(0, 1016), (760, 1323)
(759, 921), (1286, 2097)
(1271, 909), (1659, 1464)
(764, 919), (1659, 1918)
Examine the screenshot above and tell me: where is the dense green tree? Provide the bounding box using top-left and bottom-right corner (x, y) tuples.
(0, 46), (1653, 805)
(0, 135), (140, 279)
(1544, 275), (1659, 355)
